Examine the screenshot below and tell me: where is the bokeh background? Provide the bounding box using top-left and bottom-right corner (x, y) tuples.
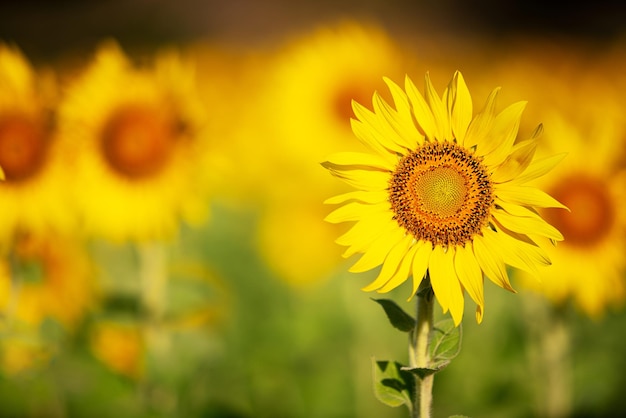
(1, 1), (626, 417)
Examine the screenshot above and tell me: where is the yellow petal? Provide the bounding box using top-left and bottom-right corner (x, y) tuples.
(511, 152), (567, 185)
(482, 101), (527, 167)
(405, 75), (437, 140)
(378, 242), (419, 293)
(327, 167), (390, 191)
(424, 73), (451, 141)
(492, 207), (564, 241)
(496, 185), (568, 209)
(351, 113), (400, 162)
(373, 89), (418, 150)
(464, 87), (500, 151)
(349, 226), (406, 273)
(491, 139), (537, 184)
(448, 71), (473, 144)
(383, 77), (421, 148)
(483, 226), (550, 277)
(322, 152), (395, 171)
(408, 240), (432, 299)
(353, 100), (406, 155)
(324, 190), (389, 205)
(325, 202), (389, 224)
(472, 234), (516, 292)
(454, 244), (484, 323)
(429, 245), (465, 325)
(337, 215), (395, 255)
(362, 235), (414, 291)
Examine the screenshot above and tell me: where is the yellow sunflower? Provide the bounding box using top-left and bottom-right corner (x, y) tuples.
(58, 42), (211, 242)
(0, 231), (97, 329)
(516, 111), (626, 317)
(324, 71), (566, 325)
(89, 319), (145, 378)
(0, 44), (74, 244)
(260, 21), (415, 188)
(251, 22), (417, 286)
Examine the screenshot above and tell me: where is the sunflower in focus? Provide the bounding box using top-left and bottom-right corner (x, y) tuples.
(324, 71), (566, 325)
(58, 42), (210, 242)
(0, 44), (73, 244)
(516, 112), (626, 317)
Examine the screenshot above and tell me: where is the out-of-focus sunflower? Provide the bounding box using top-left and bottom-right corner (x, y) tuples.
(516, 111), (626, 317)
(0, 44), (74, 245)
(58, 42), (211, 242)
(0, 231), (96, 329)
(89, 319), (145, 379)
(252, 22), (417, 287)
(0, 335), (50, 376)
(324, 71), (566, 325)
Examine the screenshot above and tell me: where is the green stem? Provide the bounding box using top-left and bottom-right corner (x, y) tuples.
(523, 295), (572, 418)
(138, 242), (169, 351)
(410, 277), (435, 418)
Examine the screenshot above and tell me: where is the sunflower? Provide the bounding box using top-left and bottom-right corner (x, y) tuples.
(324, 71), (566, 325)
(516, 111), (626, 317)
(58, 42), (211, 242)
(0, 231), (97, 329)
(250, 22), (417, 286)
(260, 21), (414, 189)
(0, 44), (74, 244)
(89, 319), (145, 378)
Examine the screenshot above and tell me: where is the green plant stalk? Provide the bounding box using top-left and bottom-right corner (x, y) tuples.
(138, 242), (169, 351)
(410, 278), (435, 418)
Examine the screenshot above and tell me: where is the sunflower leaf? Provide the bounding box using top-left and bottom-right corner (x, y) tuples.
(372, 298), (416, 332)
(400, 365), (441, 379)
(429, 318), (462, 370)
(372, 359), (415, 408)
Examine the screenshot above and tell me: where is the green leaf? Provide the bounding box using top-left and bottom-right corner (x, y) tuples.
(371, 298), (416, 332)
(401, 366), (440, 380)
(371, 358), (415, 409)
(449, 415), (472, 418)
(429, 318), (462, 370)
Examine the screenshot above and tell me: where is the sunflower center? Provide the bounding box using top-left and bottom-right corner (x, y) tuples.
(101, 105), (176, 179)
(389, 141), (493, 247)
(0, 114), (49, 182)
(414, 167), (467, 218)
(544, 175), (614, 246)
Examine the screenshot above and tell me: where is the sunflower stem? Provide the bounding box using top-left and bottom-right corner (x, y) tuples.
(410, 276), (435, 418)
(138, 242), (170, 352)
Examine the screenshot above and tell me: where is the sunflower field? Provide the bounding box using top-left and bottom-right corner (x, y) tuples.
(1, 1), (626, 417)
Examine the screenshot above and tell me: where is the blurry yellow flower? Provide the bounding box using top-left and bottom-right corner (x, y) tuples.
(260, 21), (415, 189)
(0, 231), (97, 328)
(250, 22), (415, 286)
(0, 335), (50, 376)
(517, 112), (626, 317)
(324, 71), (566, 325)
(0, 44), (74, 243)
(90, 319), (144, 378)
(58, 42), (211, 242)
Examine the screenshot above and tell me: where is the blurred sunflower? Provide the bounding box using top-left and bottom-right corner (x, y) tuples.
(324, 71), (566, 325)
(0, 231), (96, 329)
(253, 22), (416, 287)
(517, 112), (626, 317)
(58, 42), (211, 242)
(89, 319), (144, 379)
(0, 44), (74, 244)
